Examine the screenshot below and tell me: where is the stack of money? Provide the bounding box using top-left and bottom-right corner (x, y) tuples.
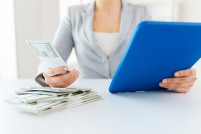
(6, 87), (102, 115)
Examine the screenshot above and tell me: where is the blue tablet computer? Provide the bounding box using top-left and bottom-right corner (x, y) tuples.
(109, 21), (201, 93)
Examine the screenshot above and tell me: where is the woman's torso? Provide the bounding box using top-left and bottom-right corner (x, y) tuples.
(51, 0), (151, 78)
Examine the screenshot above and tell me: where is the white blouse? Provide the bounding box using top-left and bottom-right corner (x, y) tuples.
(93, 32), (119, 58)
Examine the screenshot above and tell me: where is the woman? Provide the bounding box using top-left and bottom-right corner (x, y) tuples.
(36, 0), (197, 93)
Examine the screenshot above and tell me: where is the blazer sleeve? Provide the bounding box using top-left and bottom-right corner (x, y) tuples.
(35, 7), (74, 86)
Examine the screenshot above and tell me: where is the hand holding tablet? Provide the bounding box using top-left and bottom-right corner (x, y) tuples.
(109, 21), (201, 93)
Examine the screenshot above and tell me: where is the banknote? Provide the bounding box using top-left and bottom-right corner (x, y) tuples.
(19, 87), (91, 93)
(36, 94), (71, 103)
(15, 90), (70, 96)
(66, 96), (102, 109)
(40, 102), (68, 115)
(14, 94), (101, 115)
(16, 94), (55, 104)
(6, 87), (102, 115)
(26, 40), (67, 68)
(15, 101), (68, 114)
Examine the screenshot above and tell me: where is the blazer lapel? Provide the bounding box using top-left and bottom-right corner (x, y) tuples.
(114, 0), (134, 51)
(81, 3), (94, 45)
(81, 2), (106, 58)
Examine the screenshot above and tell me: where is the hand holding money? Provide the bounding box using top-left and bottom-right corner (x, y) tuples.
(43, 66), (79, 88)
(26, 40), (79, 88)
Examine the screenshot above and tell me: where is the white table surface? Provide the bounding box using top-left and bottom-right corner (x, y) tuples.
(0, 78), (201, 134)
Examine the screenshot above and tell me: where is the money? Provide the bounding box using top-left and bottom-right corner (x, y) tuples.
(6, 87), (102, 115)
(15, 101), (68, 114)
(15, 90), (66, 96)
(16, 94), (55, 103)
(17, 87), (91, 93)
(26, 40), (67, 68)
(67, 95), (102, 109)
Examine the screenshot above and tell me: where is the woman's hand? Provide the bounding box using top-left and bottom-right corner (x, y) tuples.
(159, 68), (197, 93)
(43, 66), (79, 88)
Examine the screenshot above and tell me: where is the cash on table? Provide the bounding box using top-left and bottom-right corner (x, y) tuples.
(5, 87), (102, 115)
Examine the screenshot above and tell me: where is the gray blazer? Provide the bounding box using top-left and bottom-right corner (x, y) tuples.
(36, 0), (151, 86)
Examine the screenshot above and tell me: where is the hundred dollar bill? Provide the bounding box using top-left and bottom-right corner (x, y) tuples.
(13, 94), (101, 114)
(18, 87), (91, 93)
(40, 102), (68, 115)
(66, 95), (102, 109)
(15, 101), (68, 114)
(16, 94), (55, 104)
(26, 40), (67, 68)
(70, 93), (102, 103)
(6, 86), (102, 115)
(71, 91), (96, 100)
(15, 90), (70, 96)
(36, 94), (71, 103)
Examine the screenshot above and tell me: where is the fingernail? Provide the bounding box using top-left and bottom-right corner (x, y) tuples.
(159, 83), (163, 87)
(175, 73), (179, 77)
(162, 79), (167, 83)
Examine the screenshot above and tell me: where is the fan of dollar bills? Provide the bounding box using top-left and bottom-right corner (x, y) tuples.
(6, 87), (102, 115)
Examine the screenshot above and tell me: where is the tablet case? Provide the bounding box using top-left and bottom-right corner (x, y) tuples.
(109, 21), (201, 93)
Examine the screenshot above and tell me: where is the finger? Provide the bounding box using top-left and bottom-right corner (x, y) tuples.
(61, 71), (79, 87)
(43, 71), (48, 78)
(172, 87), (191, 93)
(48, 70), (79, 87)
(48, 70), (75, 86)
(174, 68), (196, 77)
(59, 70), (78, 85)
(159, 82), (194, 89)
(159, 83), (191, 93)
(43, 72), (52, 85)
(162, 76), (197, 84)
(45, 66), (68, 77)
(166, 87), (189, 93)
(58, 70), (79, 88)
